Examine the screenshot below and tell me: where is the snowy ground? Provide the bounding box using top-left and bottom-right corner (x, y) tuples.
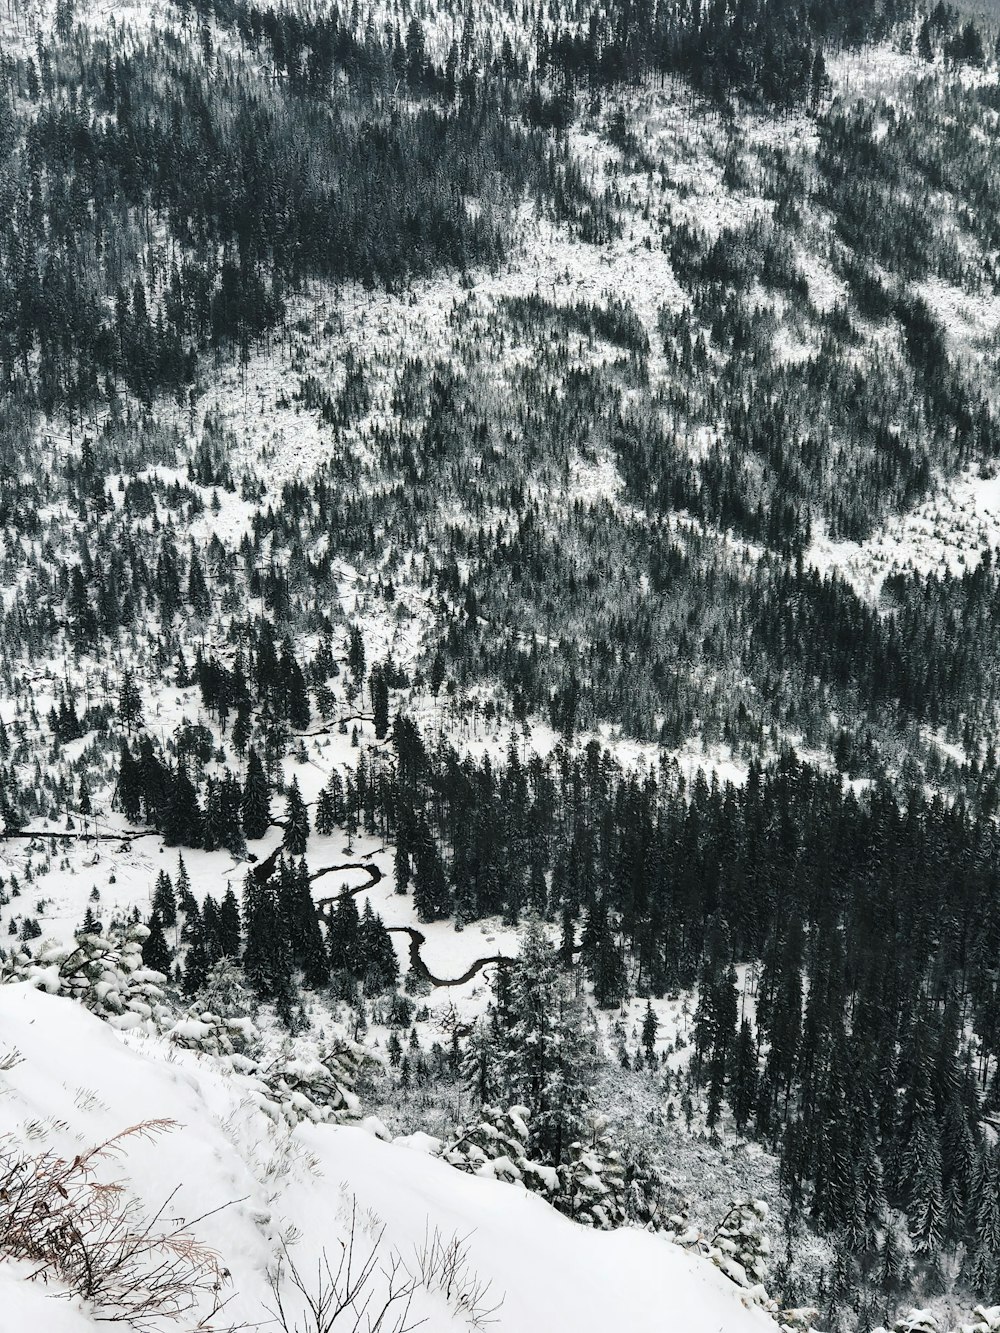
(0, 982), (780, 1333)
(809, 461), (1000, 600)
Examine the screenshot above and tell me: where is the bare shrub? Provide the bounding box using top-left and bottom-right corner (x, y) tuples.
(265, 1199), (421, 1333)
(413, 1225), (503, 1329)
(0, 1120), (236, 1330)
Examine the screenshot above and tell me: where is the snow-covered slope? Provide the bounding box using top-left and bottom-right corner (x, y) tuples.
(0, 982), (776, 1333)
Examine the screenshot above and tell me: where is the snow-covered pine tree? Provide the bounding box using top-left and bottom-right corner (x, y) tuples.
(497, 916), (591, 1165)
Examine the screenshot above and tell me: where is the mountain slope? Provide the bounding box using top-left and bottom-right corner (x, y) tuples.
(0, 981), (777, 1332)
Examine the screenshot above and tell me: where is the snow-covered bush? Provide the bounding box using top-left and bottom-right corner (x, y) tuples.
(444, 1105), (561, 1198)
(3, 922), (171, 1031)
(169, 960), (261, 1060)
(256, 1036), (371, 1125)
(444, 1106), (662, 1230)
(709, 1197), (771, 1289)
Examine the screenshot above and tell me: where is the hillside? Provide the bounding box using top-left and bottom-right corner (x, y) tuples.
(3, 0), (1000, 1328)
(0, 981), (779, 1333)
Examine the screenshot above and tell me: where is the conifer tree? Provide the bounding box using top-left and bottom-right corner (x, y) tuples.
(328, 889), (362, 976)
(641, 1000), (658, 1063)
(412, 814), (451, 921)
(281, 638), (311, 729)
(152, 870), (177, 929)
(581, 899), (628, 1008)
(287, 857), (328, 988)
(497, 917), (590, 1164)
(904, 1105), (945, 1256)
(357, 899), (398, 992)
(116, 742), (143, 823)
(314, 783), (336, 836)
(118, 668), (143, 732)
(217, 887), (242, 958)
(141, 913), (172, 974)
(283, 776), (309, 855)
(731, 1017), (757, 1136)
(241, 746), (270, 839)
(164, 762), (202, 847)
(371, 666), (390, 740)
(183, 931), (209, 996)
(462, 1014), (503, 1107)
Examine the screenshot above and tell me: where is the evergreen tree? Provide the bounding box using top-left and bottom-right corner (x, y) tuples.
(462, 1013), (503, 1107)
(496, 918), (590, 1164)
(357, 899), (398, 992)
(141, 913), (171, 974)
(281, 638), (311, 729)
(164, 763), (202, 847)
(641, 1000), (658, 1063)
(116, 742), (143, 823)
(285, 856), (328, 988)
(314, 783), (336, 836)
(118, 668), (143, 732)
(371, 666), (390, 740)
(731, 1017), (758, 1136)
(152, 870), (177, 929)
(217, 887), (242, 957)
(328, 889), (362, 976)
(282, 776), (310, 855)
(412, 814), (451, 921)
(183, 931), (209, 996)
(581, 899), (628, 1008)
(904, 1104), (945, 1256)
(241, 746), (270, 839)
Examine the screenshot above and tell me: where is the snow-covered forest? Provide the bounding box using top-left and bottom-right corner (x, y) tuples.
(3, 0), (1000, 1326)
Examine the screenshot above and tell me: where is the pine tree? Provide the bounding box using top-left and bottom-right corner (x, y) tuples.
(164, 763), (202, 847)
(118, 668), (143, 732)
(394, 814), (411, 895)
(141, 913), (171, 974)
(281, 638), (311, 729)
(879, 1220), (910, 1295)
(731, 1017), (757, 1136)
(232, 706), (252, 760)
(371, 666), (390, 740)
(412, 814), (451, 921)
(241, 746), (270, 839)
(282, 776), (309, 855)
(461, 1013), (503, 1107)
(202, 894), (221, 961)
(217, 887), (242, 957)
(641, 1000), (658, 1063)
(328, 889), (362, 976)
(242, 876), (294, 1015)
(152, 869), (177, 929)
(314, 783), (336, 836)
(116, 742), (143, 823)
(201, 778), (222, 852)
(357, 899), (398, 992)
(904, 1105), (945, 1256)
(387, 1031), (403, 1067)
(288, 857), (328, 988)
(183, 929), (209, 996)
(347, 626), (366, 686)
(582, 900), (627, 1009)
(497, 918), (590, 1164)
(218, 775), (246, 856)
